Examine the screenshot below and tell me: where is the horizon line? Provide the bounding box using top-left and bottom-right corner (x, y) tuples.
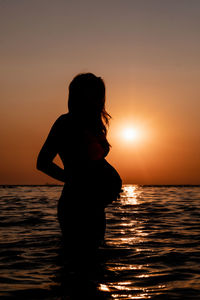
(0, 184), (200, 187)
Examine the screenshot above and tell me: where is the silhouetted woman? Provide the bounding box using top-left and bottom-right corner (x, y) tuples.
(37, 73), (122, 256)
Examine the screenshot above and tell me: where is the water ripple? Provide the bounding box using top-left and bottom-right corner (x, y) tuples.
(0, 185), (200, 299)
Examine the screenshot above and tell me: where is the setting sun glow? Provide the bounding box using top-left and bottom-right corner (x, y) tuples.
(122, 127), (140, 142)
(1, 1), (200, 185)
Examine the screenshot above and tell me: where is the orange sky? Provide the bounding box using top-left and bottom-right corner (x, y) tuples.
(1, 1), (200, 184)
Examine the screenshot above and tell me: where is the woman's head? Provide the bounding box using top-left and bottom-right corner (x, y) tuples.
(68, 73), (111, 134)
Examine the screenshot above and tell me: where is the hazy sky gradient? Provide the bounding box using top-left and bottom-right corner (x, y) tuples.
(1, 0), (200, 184)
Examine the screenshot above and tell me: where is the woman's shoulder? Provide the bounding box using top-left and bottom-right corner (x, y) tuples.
(53, 113), (72, 128)
(55, 113), (71, 123)
(49, 113), (72, 137)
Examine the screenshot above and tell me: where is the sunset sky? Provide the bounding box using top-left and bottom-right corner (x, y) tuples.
(1, 0), (200, 184)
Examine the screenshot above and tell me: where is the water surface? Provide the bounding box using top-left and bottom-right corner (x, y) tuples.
(0, 185), (200, 299)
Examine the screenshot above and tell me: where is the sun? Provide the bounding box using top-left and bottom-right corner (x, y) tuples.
(122, 127), (140, 142)
(112, 121), (147, 146)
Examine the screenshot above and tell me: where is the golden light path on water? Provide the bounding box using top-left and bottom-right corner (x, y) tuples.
(98, 185), (166, 299)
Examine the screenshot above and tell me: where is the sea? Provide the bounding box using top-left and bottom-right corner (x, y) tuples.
(0, 185), (200, 300)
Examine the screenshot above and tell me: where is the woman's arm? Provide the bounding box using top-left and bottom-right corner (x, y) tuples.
(37, 150), (66, 183)
(36, 117), (66, 183)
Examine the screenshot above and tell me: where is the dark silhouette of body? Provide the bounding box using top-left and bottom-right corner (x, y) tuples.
(37, 73), (122, 256)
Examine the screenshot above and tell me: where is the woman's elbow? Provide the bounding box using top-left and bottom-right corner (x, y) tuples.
(36, 147), (55, 172)
(36, 155), (47, 171)
(36, 158), (43, 171)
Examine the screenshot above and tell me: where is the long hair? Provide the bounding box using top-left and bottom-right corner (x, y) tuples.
(68, 73), (111, 136)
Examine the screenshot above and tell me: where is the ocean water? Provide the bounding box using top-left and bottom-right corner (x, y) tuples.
(0, 185), (200, 300)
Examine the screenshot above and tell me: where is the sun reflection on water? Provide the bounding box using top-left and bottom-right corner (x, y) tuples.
(99, 281), (152, 299)
(98, 185), (157, 299)
(121, 185), (140, 205)
(99, 284), (110, 292)
(111, 293), (151, 299)
(107, 265), (144, 271)
(98, 185), (167, 299)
